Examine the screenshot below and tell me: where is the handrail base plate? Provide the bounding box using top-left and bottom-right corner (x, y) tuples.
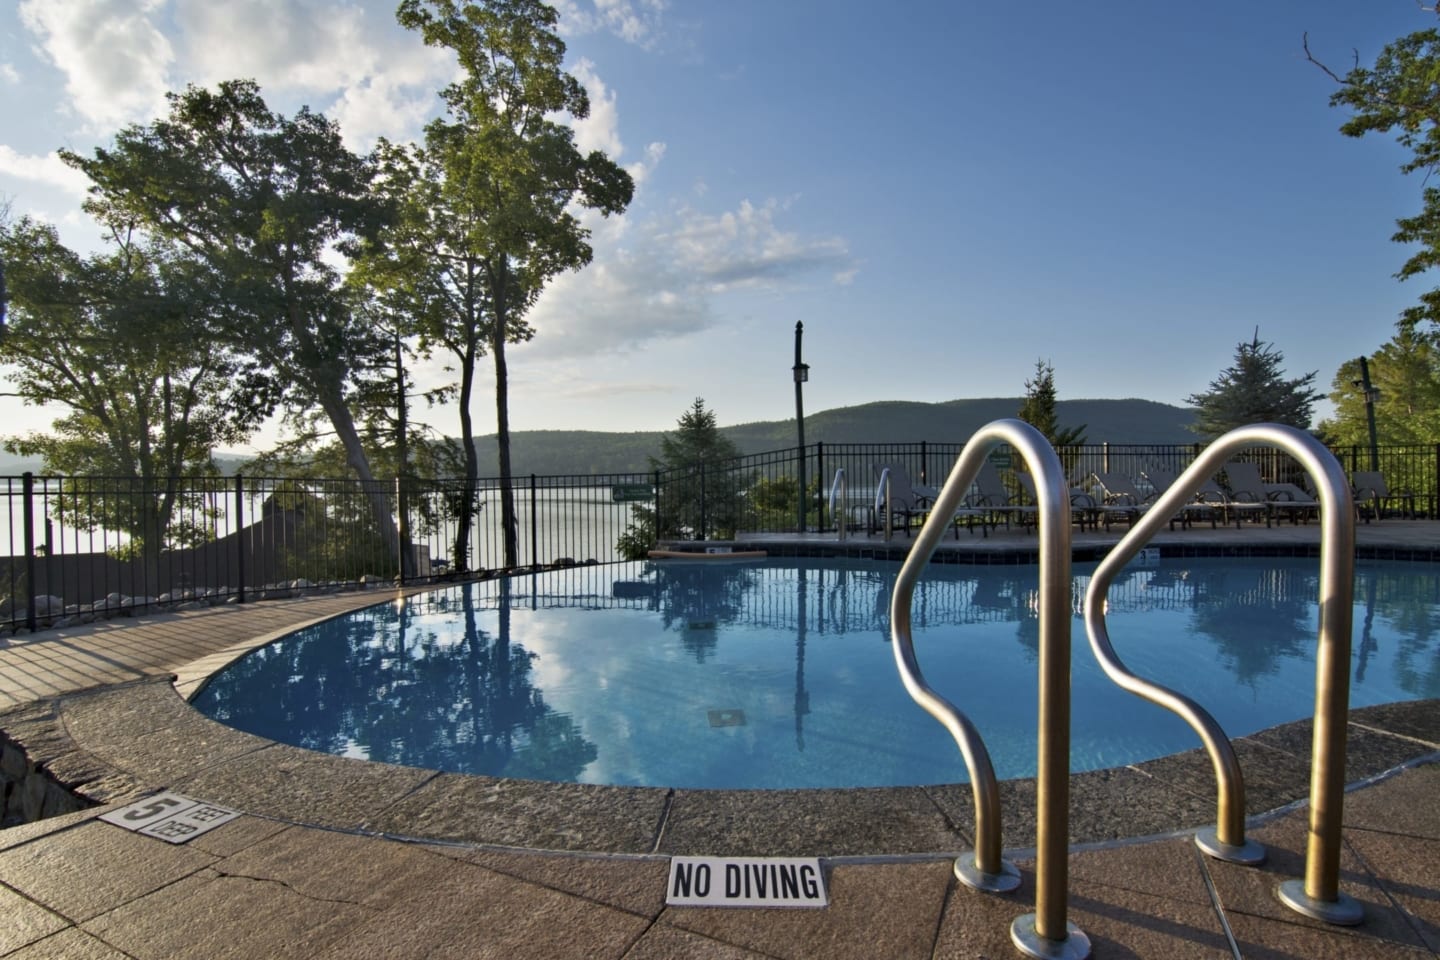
(955, 853), (1021, 893)
(1277, 879), (1364, 925)
(1010, 916), (1091, 959)
(1194, 827), (1266, 865)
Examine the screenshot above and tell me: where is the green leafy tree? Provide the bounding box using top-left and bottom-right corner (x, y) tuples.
(617, 398), (742, 558)
(395, 0), (635, 569)
(1017, 359), (1087, 447)
(1308, 26), (1440, 328)
(1186, 331), (1321, 440)
(1320, 327), (1440, 444)
(0, 216), (248, 571)
(59, 80), (407, 572)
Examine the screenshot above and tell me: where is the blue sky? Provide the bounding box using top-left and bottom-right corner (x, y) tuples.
(0, 1), (1432, 451)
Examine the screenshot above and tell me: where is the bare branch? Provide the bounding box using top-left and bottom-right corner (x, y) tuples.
(1302, 31), (1349, 85)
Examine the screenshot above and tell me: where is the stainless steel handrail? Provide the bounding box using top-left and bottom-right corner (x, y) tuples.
(875, 467), (893, 540)
(829, 468), (848, 541)
(1082, 423), (1361, 925)
(890, 419), (1089, 959)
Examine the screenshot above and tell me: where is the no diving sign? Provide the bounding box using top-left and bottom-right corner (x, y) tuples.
(666, 856), (828, 908)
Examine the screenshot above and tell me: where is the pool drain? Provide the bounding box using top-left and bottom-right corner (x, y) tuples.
(708, 709), (746, 727)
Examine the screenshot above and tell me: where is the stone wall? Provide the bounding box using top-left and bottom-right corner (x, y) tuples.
(0, 730), (89, 828)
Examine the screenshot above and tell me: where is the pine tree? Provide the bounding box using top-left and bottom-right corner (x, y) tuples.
(1017, 359), (1086, 447)
(1186, 332), (1320, 440)
(616, 398), (741, 558)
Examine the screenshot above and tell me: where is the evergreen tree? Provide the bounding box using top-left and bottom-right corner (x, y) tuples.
(1017, 359), (1086, 447)
(616, 398), (741, 558)
(1186, 332), (1320, 440)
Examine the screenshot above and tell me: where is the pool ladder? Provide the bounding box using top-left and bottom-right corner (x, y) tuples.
(890, 420), (1360, 960)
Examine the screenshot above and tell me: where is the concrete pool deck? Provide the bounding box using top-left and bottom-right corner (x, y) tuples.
(0, 521), (1437, 957)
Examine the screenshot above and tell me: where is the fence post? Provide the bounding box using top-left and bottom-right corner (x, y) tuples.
(235, 474), (246, 604)
(653, 469), (662, 542)
(699, 463), (708, 541)
(22, 472), (36, 633)
(396, 475), (408, 584)
(920, 440), (928, 486)
(816, 441), (825, 530)
(529, 474), (539, 567)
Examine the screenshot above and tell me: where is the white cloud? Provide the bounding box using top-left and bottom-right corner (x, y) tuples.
(172, 0), (373, 92)
(525, 194), (853, 362)
(666, 198), (852, 293)
(18, 0), (173, 129)
(553, 0), (667, 49)
(569, 59), (623, 158)
(0, 146), (91, 197)
(0, 63), (19, 84)
(170, 0), (455, 150)
(627, 141), (666, 187)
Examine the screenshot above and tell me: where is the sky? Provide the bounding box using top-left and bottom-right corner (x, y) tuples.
(0, 0), (1435, 453)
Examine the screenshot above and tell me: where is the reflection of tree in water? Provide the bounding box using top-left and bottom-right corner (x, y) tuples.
(652, 561), (758, 662)
(195, 582), (597, 781)
(1369, 564), (1440, 698)
(1187, 566), (1315, 687)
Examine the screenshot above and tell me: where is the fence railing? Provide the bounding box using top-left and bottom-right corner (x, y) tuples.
(1, 470), (654, 633)
(3, 440), (1436, 633)
(655, 441), (1440, 540)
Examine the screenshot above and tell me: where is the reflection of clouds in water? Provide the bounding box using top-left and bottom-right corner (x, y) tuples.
(197, 557), (1440, 788)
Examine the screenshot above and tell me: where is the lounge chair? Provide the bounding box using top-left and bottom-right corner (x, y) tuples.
(1141, 466), (1236, 530)
(1088, 472), (1152, 529)
(872, 462), (987, 539)
(972, 461), (1037, 531)
(1015, 471), (1101, 531)
(1351, 471), (1415, 522)
(1223, 461), (1318, 525)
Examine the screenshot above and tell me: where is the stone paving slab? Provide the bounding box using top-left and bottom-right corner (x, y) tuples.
(4, 534), (1440, 957)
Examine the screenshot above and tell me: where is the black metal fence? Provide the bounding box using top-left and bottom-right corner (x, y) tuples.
(3, 440), (1437, 634)
(1, 470), (653, 633)
(655, 441), (1440, 540)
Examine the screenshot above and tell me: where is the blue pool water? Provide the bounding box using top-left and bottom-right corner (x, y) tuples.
(191, 556), (1440, 790)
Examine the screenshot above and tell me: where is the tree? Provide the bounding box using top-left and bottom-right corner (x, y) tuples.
(1017, 359), (1086, 448)
(1186, 331), (1321, 440)
(352, 138), (492, 573)
(616, 398), (741, 559)
(0, 216), (249, 569)
(1319, 327), (1440, 444)
(1308, 27), (1440, 329)
(59, 80), (407, 573)
(395, 0), (635, 569)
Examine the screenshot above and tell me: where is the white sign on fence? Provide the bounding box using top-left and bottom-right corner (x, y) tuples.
(99, 791), (240, 844)
(665, 856), (828, 908)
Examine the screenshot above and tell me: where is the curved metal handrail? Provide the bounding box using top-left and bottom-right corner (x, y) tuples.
(890, 419), (1088, 958)
(828, 468), (848, 541)
(1082, 423), (1361, 925)
(875, 467), (893, 539)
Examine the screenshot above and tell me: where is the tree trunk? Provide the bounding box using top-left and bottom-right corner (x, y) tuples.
(315, 384), (405, 576)
(454, 337), (480, 573)
(492, 326), (519, 569)
(491, 267), (519, 569)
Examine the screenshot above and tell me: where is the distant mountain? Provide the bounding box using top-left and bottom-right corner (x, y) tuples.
(471, 397), (1197, 476)
(0, 398), (1196, 478)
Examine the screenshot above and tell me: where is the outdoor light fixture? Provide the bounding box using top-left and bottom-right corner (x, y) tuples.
(794, 363), (809, 383)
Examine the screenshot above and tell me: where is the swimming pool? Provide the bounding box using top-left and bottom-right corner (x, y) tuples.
(191, 556), (1440, 790)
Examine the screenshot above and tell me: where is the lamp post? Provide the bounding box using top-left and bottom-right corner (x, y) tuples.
(1354, 356), (1380, 472)
(793, 321), (810, 532)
